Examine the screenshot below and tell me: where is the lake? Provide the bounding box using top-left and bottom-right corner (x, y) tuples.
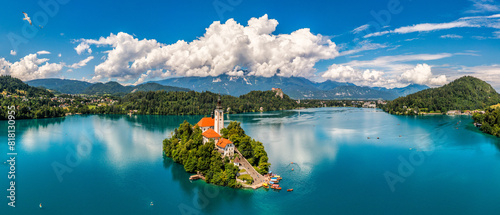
(2, 107), (500, 215)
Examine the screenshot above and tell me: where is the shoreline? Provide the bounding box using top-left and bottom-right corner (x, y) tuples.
(1, 106), (350, 121)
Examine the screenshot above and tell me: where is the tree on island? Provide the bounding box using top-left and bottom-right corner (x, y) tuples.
(221, 121), (271, 175)
(163, 121), (241, 188)
(473, 107), (500, 137)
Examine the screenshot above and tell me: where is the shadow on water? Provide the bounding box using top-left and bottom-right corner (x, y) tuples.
(14, 116), (66, 129)
(162, 156), (254, 214)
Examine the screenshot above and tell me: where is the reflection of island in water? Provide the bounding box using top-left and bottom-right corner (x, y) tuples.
(13, 116), (66, 130)
(162, 157), (254, 214)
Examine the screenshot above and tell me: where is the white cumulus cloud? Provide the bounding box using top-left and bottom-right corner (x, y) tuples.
(0, 54), (64, 80)
(322, 61), (448, 88)
(74, 15), (339, 83)
(10, 50), (17, 56)
(321, 64), (392, 87)
(400, 64), (447, 86)
(75, 43), (92, 55)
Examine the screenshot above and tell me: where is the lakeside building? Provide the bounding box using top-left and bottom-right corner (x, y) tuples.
(196, 97), (235, 157)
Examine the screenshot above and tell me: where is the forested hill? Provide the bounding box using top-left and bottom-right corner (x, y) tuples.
(118, 90), (300, 115)
(0, 76), (53, 97)
(384, 76), (500, 115)
(0, 76), (64, 119)
(26, 78), (91, 94)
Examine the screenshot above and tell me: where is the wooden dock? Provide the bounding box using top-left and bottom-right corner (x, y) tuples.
(189, 174), (205, 181)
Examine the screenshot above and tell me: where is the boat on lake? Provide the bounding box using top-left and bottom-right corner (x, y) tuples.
(271, 184), (281, 190)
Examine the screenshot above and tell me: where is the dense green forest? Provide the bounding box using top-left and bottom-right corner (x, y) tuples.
(81, 82), (189, 95)
(384, 76), (500, 115)
(0, 76), (66, 119)
(1, 75), (53, 97)
(162, 121), (242, 188)
(221, 121), (271, 175)
(117, 90), (301, 115)
(473, 108), (500, 137)
(0, 96), (66, 120)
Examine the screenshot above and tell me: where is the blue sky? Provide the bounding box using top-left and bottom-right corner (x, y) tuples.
(1, 0), (499, 89)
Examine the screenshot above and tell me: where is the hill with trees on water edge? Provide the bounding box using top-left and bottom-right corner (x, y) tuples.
(383, 76), (500, 115)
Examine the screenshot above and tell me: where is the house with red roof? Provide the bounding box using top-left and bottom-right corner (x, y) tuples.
(202, 128), (221, 144)
(233, 156), (240, 166)
(216, 138), (235, 157)
(196, 117), (215, 132)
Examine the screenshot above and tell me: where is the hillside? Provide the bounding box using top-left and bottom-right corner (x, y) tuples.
(131, 83), (190, 93)
(26, 79), (190, 95)
(374, 84), (429, 97)
(473, 108), (500, 137)
(384, 76), (500, 115)
(26, 78), (92, 94)
(0, 76), (64, 119)
(118, 90), (300, 115)
(1, 76), (54, 97)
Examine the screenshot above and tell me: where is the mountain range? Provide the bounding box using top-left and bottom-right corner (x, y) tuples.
(151, 75), (428, 100)
(26, 79), (190, 95)
(26, 75), (429, 100)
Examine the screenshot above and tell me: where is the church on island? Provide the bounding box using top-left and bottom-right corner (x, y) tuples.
(196, 98), (235, 157)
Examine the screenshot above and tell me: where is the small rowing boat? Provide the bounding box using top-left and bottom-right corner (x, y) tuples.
(287, 189), (293, 192)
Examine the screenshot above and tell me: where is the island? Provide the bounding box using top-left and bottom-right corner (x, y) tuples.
(162, 98), (272, 189)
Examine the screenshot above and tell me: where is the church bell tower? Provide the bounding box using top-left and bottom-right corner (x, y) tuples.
(214, 96), (224, 134)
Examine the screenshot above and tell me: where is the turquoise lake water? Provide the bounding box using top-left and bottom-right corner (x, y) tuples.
(1, 107), (500, 214)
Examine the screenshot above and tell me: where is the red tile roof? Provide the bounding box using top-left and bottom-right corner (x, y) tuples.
(197, 117), (214, 127)
(216, 138), (233, 148)
(202, 128), (221, 138)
